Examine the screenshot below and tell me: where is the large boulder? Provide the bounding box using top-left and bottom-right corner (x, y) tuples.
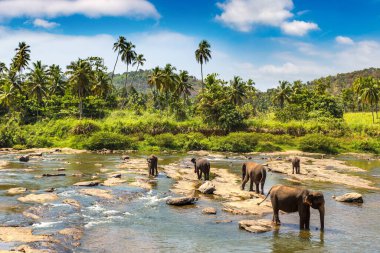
(19, 155), (29, 162)
(63, 198), (81, 209)
(73, 180), (100, 187)
(198, 181), (216, 194)
(79, 189), (113, 199)
(202, 207), (217, 214)
(7, 187), (27, 195)
(18, 193), (58, 204)
(239, 219), (274, 233)
(166, 197), (197, 206)
(333, 193), (363, 203)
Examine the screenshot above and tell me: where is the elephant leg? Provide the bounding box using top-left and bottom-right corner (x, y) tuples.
(274, 208), (281, 225)
(199, 169), (203, 180)
(241, 174), (249, 190)
(298, 167), (301, 174)
(292, 166), (295, 174)
(205, 171), (209, 180)
(260, 181), (265, 195)
(249, 178), (254, 192)
(155, 166), (158, 176)
(255, 183), (260, 194)
(305, 207), (310, 230)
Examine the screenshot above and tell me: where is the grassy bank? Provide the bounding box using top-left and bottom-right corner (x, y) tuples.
(1, 111), (380, 154)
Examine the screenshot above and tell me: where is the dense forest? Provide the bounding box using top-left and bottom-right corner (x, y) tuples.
(1, 38), (380, 154)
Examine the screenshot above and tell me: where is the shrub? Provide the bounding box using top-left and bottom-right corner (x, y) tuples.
(256, 142), (282, 152)
(26, 136), (53, 148)
(71, 121), (100, 135)
(13, 144), (27, 150)
(299, 134), (340, 154)
(210, 132), (259, 152)
(353, 139), (380, 154)
(84, 132), (135, 150)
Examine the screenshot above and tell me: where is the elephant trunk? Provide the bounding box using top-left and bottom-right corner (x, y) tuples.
(319, 204), (325, 231)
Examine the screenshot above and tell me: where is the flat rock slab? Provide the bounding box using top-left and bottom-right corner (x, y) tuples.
(7, 187), (27, 195)
(59, 227), (83, 241)
(202, 207), (217, 214)
(239, 219), (274, 233)
(223, 198), (272, 215)
(0, 227), (51, 242)
(73, 180), (100, 187)
(334, 192), (364, 203)
(198, 181), (216, 194)
(166, 197), (197, 206)
(42, 173), (66, 177)
(103, 178), (126, 187)
(18, 193), (58, 204)
(79, 189), (113, 199)
(63, 198), (81, 209)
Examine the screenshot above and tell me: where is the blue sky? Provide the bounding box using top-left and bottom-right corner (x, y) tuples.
(1, 0), (380, 90)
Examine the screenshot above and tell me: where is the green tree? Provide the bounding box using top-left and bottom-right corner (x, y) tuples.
(176, 70), (193, 101)
(195, 40), (211, 87)
(148, 67), (164, 92)
(132, 54), (146, 89)
(111, 36), (127, 85)
(354, 77), (379, 123)
(229, 76), (247, 106)
(0, 81), (16, 114)
(120, 41), (136, 90)
(274, 80), (291, 109)
(48, 64), (66, 96)
(27, 61), (48, 107)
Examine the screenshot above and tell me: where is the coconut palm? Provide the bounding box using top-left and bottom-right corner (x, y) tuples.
(148, 67), (164, 91)
(176, 70), (193, 101)
(274, 80), (292, 109)
(354, 77), (380, 123)
(92, 71), (111, 98)
(48, 64), (66, 96)
(132, 54), (146, 89)
(12, 42), (31, 73)
(0, 80), (16, 114)
(27, 61), (48, 105)
(195, 40), (212, 88)
(66, 59), (95, 119)
(161, 64), (179, 93)
(111, 36), (127, 84)
(229, 76), (247, 106)
(120, 41), (136, 90)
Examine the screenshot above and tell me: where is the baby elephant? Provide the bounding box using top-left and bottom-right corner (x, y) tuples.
(292, 157), (301, 174)
(191, 158), (210, 180)
(241, 162), (266, 194)
(147, 155), (158, 177)
(258, 184), (325, 231)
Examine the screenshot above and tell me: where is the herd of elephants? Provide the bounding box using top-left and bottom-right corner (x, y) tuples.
(146, 154), (325, 231)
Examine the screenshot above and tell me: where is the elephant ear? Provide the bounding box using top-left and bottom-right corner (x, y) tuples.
(303, 193), (313, 206)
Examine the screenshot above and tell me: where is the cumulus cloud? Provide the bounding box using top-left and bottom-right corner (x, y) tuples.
(0, 0), (160, 20)
(33, 18), (59, 29)
(335, 36), (354, 45)
(215, 0), (318, 36)
(280, 20), (319, 36)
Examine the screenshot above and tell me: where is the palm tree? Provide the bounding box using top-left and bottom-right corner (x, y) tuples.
(111, 36), (127, 85)
(10, 42), (31, 94)
(0, 81), (16, 114)
(162, 64), (179, 93)
(229, 76), (247, 106)
(354, 77), (380, 123)
(176, 70), (193, 101)
(93, 71), (111, 98)
(148, 67), (164, 91)
(274, 80), (292, 109)
(195, 40), (212, 88)
(120, 41), (136, 91)
(28, 61), (48, 105)
(48, 64), (66, 96)
(132, 54), (146, 89)
(66, 59), (95, 119)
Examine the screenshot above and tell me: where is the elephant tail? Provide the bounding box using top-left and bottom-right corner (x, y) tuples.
(257, 186), (273, 205)
(242, 163), (246, 181)
(260, 166), (266, 183)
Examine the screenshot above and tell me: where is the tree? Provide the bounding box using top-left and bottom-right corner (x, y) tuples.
(0, 81), (16, 114)
(274, 80), (291, 109)
(229, 76), (247, 106)
(195, 40), (211, 88)
(111, 36), (127, 85)
(27, 61), (48, 106)
(66, 59), (95, 119)
(354, 77), (379, 123)
(161, 64), (179, 93)
(148, 67), (164, 92)
(48, 64), (66, 96)
(10, 42), (31, 94)
(132, 54), (146, 89)
(176, 70), (193, 101)
(120, 41), (136, 91)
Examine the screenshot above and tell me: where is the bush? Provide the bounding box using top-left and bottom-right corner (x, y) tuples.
(13, 144), (27, 150)
(299, 134), (340, 154)
(353, 139), (380, 154)
(26, 136), (53, 148)
(275, 104), (309, 122)
(256, 142), (282, 152)
(210, 132), (258, 152)
(84, 132), (135, 150)
(71, 121), (100, 135)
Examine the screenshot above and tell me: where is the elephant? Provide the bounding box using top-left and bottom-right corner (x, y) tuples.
(241, 162), (267, 194)
(258, 184), (325, 231)
(191, 158), (210, 180)
(147, 155), (158, 177)
(292, 157), (301, 174)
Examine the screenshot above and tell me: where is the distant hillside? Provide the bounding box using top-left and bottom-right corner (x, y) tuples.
(310, 68), (380, 94)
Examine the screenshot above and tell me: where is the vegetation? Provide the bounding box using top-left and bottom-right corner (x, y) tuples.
(1, 38), (380, 154)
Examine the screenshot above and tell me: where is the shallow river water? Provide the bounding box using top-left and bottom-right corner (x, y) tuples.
(0, 152), (379, 252)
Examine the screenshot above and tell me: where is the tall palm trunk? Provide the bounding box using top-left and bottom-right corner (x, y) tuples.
(201, 63), (204, 89)
(371, 105), (375, 123)
(79, 97), (83, 119)
(124, 64), (129, 92)
(111, 53), (120, 85)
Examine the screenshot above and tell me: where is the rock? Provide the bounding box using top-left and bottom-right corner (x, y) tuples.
(63, 199), (81, 209)
(94, 163), (103, 167)
(166, 197), (197, 206)
(19, 155), (30, 162)
(215, 219), (232, 224)
(109, 173), (122, 178)
(44, 188), (55, 192)
(55, 148), (62, 152)
(7, 187), (27, 195)
(57, 168), (66, 171)
(187, 150), (209, 156)
(73, 180), (100, 187)
(59, 227), (83, 241)
(333, 192), (364, 203)
(103, 178), (126, 186)
(72, 173), (83, 177)
(18, 193), (58, 204)
(42, 173), (66, 177)
(15, 245), (51, 253)
(122, 155), (130, 160)
(198, 181), (216, 194)
(22, 211), (40, 220)
(202, 207), (217, 214)
(29, 152), (43, 157)
(0, 227), (51, 242)
(79, 189), (113, 199)
(239, 219), (274, 233)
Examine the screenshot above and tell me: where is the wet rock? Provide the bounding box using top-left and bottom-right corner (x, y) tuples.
(222, 208), (251, 215)
(73, 180), (100, 187)
(63, 199), (81, 209)
(202, 207), (217, 214)
(103, 178), (126, 187)
(19, 155), (30, 162)
(57, 168), (66, 171)
(79, 189), (113, 199)
(22, 211), (40, 220)
(198, 181), (216, 194)
(72, 173), (84, 177)
(0, 227), (51, 242)
(94, 163), (103, 167)
(18, 193), (58, 204)
(333, 193), (364, 203)
(42, 173), (66, 177)
(122, 155), (130, 161)
(215, 219), (232, 224)
(166, 197), (197, 206)
(29, 152), (43, 157)
(239, 219), (274, 233)
(59, 227), (83, 245)
(7, 187), (28, 195)
(44, 188), (55, 193)
(109, 173), (122, 178)
(15, 245), (52, 253)
(54, 148), (62, 152)
(187, 150), (209, 156)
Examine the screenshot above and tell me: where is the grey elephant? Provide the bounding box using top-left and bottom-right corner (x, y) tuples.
(147, 155), (158, 176)
(191, 158), (210, 180)
(292, 157), (301, 174)
(241, 162), (266, 194)
(258, 184), (325, 231)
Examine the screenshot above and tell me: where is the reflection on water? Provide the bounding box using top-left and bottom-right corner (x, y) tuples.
(0, 152), (379, 252)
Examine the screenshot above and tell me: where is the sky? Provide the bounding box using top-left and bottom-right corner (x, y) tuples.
(1, 0), (380, 90)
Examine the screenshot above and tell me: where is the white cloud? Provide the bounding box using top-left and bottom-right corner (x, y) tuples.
(216, 0), (293, 32)
(280, 20), (318, 36)
(335, 36), (354, 45)
(215, 0), (318, 36)
(0, 0), (159, 20)
(33, 18), (59, 29)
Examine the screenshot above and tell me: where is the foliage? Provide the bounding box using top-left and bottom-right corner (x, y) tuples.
(84, 132), (136, 150)
(299, 134), (340, 154)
